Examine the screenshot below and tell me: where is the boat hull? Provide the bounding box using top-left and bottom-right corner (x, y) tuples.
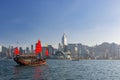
(14, 55), (46, 66)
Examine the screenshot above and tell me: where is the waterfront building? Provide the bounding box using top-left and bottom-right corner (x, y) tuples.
(67, 43), (83, 59)
(0, 45), (8, 57)
(54, 33), (71, 59)
(25, 47), (30, 53)
(67, 44), (78, 58)
(58, 43), (63, 51)
(48, 45), (54, 56)
(31, 45), (34, 53)
(19, 47), (24, 54)
(42, 45), (55, 58)
(42, 47), (46, 58)
(7, 46), (14, 58)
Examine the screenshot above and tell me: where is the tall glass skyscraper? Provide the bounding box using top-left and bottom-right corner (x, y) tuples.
(62, 33), (67, 52)
(62, 33), (67, 46)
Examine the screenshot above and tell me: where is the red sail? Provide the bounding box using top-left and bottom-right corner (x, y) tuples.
(35, 40), (42, 55)
(45, 47), (49, 57)
(14, 47), (19, 55)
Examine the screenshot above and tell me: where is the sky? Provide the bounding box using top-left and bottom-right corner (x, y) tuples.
(0, 0), (120, 48)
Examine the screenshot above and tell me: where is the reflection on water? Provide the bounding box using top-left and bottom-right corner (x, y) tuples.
(33, 65), (49, 80)
(34, 66), (42, 79)
(14, 66), (20, 79)
(13, 65), (49, 80)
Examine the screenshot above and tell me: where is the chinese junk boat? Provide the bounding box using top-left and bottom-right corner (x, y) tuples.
(14, 40), (49, 66)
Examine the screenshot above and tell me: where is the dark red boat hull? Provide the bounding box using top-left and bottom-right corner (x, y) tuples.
(14, 55), (46, 66)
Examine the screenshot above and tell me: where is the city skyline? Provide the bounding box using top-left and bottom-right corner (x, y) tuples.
(0, 0), (120, 48)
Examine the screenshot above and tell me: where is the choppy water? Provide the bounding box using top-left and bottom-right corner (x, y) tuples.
(0, 59), (120, 80)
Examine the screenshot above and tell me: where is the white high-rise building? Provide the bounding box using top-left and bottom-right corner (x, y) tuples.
(62, 33), (68, 52)
(62, 33), (67, 46)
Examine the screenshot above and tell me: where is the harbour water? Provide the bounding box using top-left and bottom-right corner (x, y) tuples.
(1, 59), (120, 80)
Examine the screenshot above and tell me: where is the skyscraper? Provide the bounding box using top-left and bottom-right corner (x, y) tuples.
(26, 47), (30, 53)
(31, 45), (34, 53)
(62, 33), (68, 52)
(62, 33), (67, 46)
(58, 43), (62, 51)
